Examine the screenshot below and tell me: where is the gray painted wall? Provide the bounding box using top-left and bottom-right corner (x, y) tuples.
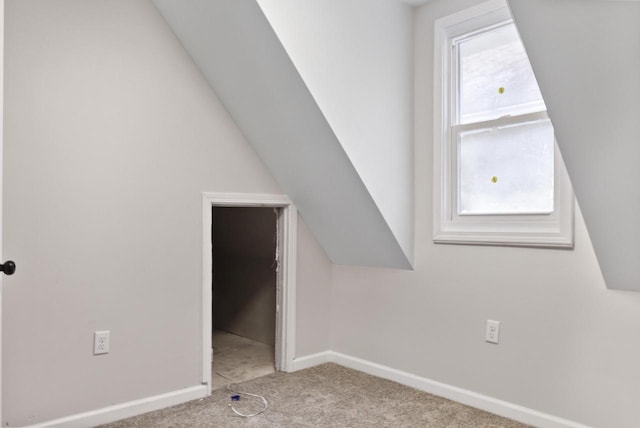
(330, 1), (640, 427)
(213, 207), (277, 346)
(295, 215), (333, 357)
(1, 0), (332, 425)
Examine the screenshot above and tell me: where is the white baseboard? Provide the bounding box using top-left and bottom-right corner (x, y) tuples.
(27, 385), (207, 428)
(27, 352), (590, 428)
(293, 350), (589, 428)
(290, 350), (332, 371)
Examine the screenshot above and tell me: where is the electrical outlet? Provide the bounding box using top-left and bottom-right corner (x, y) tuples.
(94, 331), (110, 355)
(485, 320), (500, 344)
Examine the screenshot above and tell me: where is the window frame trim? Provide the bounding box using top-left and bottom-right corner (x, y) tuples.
(432, 0), (574, 248)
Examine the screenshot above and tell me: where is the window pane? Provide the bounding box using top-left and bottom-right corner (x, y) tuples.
(458, 119), (554, 215)
(458, 23), (545, 124)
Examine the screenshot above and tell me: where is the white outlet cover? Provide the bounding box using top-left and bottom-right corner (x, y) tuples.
(485, 320), (500, 344)
(94, 330), (110, 355)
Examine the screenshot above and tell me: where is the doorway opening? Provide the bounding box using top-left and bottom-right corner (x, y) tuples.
(211, 206), (277, 389)
(201, 193), (296, 394)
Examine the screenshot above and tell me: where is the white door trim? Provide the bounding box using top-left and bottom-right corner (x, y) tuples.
(201, 192), (297, 394)
(0, 0), (6, 422)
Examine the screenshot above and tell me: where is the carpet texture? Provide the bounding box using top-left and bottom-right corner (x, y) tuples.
(100, 363), (530, 427)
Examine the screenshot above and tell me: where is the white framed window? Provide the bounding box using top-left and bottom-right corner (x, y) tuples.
(432, 0), (574, 247)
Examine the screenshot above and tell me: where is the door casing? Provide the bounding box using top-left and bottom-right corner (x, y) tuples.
(1, 0), (7, 421)
(201, 192), (297, 394)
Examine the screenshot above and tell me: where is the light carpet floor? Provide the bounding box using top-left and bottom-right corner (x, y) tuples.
(212, 330), (275, 390)
(100, 363), (530, 428)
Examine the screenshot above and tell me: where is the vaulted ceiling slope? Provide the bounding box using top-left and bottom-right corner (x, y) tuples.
(509, 0), (640, 290)
(153, 0), (414, 268)
(255, 0), (415, 266)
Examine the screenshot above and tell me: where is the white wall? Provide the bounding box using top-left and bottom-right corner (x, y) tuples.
(2, 0), (332, 425)
(330, 1), (640, 427)
(257, 0), (415, 265)
(509, 0), (640, 291)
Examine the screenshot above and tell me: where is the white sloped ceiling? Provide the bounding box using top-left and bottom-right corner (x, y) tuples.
(510, 0), (640, 290)
(153, 0), (414, 268)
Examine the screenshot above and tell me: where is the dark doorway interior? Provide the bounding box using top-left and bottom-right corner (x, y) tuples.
(211, 206), (277, 388)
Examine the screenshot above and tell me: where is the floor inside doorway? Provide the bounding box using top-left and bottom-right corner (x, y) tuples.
(211, 329), (276, 390)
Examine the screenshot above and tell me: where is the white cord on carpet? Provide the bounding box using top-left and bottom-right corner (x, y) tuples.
(226, 384), (269, 418)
